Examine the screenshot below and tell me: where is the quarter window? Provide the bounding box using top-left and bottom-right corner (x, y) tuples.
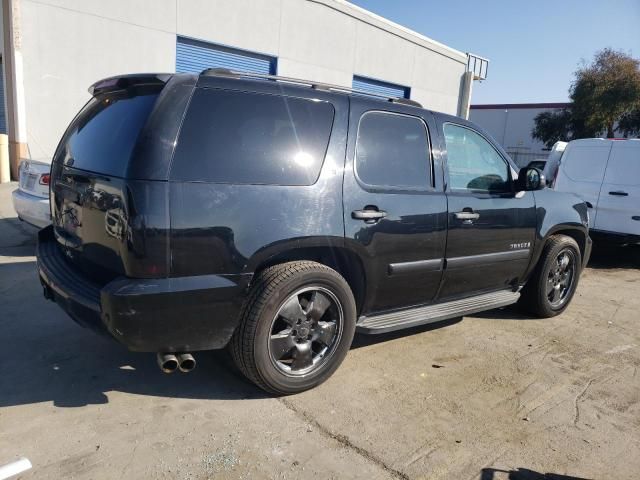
(355, 112), (431, 190)
(443, 124), (510, 193)
(171, 89), (335, 185)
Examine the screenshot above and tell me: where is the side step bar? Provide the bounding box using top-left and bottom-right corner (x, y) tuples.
(356, 290), (520, 334)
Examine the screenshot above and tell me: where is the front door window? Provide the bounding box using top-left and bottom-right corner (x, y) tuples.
(443, 124), (511, 193)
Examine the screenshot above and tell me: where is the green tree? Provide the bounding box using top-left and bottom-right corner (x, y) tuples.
(618, 108), (640, 136)
(532, 48), (640, 145)
(532, 109), (573, 148)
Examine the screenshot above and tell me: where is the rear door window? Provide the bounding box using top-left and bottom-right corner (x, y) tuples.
(170, 89), (335, 185)
(354, 111), (432, 190)
(55, 88), (160, 177)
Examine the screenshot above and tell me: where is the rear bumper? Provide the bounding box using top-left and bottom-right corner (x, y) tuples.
(36, 226), (251, 352)
(11, 189), (51, 228)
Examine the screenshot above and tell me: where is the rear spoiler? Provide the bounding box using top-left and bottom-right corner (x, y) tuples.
(88, 73), (173, 96)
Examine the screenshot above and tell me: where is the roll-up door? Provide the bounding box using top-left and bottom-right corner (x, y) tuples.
(352, 75), (410, 99)
(176, 37), (276, 75)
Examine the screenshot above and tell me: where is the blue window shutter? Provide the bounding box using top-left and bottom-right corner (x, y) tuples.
(176, 37), (276, 75)
(352, 75), (410, 99)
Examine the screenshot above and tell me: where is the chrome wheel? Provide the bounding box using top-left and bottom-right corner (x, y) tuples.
(268, 286), (343, 377)
(546, 248), (576, 309)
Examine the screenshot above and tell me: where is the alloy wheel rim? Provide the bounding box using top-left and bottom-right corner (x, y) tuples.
(268, 286), (343, 377)
(546, 248), (576, 309)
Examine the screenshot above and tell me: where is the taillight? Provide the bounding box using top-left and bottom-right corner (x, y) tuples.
(39, 174), (50, 185)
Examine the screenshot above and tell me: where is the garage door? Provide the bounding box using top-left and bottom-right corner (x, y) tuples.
(176, 37), (276, 75)
(352, 75), (410, 99)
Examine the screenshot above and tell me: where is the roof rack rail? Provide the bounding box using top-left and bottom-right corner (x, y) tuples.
(200, 68), (423, 108)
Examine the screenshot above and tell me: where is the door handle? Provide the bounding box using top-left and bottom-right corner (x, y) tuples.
(454, 211), (480, 221)
(352, 208), (387, 222)
(609, 191), (628, 196)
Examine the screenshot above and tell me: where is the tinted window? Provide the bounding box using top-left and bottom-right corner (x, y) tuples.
(355, 112), (431, 189)
(171, 89), (335, 185)
(443, 124), (510, 193)
(56, 88), (160, 177)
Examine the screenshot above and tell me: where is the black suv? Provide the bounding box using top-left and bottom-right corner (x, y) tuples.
(37, 70), (591, 394)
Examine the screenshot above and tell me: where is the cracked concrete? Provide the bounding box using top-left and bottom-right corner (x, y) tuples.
(1, 182), (639, 479)
(278, 397), (410, 480)
(573, 378), (595, 426)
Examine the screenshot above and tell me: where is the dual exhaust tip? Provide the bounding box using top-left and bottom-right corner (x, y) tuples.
(157, 352), (196, 373)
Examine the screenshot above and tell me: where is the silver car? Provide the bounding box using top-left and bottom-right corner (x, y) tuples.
(11, 159), (51, 228)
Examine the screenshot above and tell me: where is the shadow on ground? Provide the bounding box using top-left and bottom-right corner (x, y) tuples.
(0, 258), (266, 409)
(0, 320), (265, 409)
(587, 242), (640, 269)
(467, 306), (532, 321)
(481, 467), (592, 480)
(0, 216), (39, 257)
(351, 317), (462, 348)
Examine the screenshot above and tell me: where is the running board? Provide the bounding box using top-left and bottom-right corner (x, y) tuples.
(356, 290), (520, 334)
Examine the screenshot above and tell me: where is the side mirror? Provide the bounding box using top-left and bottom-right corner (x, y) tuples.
(516, 167), (546, 191)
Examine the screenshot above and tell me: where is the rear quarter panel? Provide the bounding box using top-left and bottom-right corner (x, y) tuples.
(168, 90), (349, 277)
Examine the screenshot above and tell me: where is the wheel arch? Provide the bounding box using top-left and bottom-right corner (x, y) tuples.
(525, 225), (587, 284)
(249, 245), (367, 315)
(546, 226), (587, 261)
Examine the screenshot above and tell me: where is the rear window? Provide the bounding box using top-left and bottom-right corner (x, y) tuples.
(355, 111), (431, 190)
(55, 87), (160, 177)
(170, 88), (335, 185)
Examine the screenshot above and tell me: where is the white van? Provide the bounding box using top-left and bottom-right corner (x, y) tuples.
(542, 140), (568, 185)
(553, 139), (640, 243)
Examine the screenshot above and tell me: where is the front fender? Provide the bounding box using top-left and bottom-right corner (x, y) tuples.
(524, 189), (590, 280)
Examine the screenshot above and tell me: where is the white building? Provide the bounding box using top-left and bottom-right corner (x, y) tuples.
(0, 0), (485, 178)
(469, 103), (571, 167)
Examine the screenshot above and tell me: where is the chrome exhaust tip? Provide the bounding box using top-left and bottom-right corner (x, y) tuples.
(157, 352), (179, 373)
(177, 353), (196, 373)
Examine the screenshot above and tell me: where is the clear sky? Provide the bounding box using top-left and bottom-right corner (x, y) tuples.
(348, 0), (640, 104)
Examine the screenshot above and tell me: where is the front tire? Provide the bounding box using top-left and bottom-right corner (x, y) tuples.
(519, 235), (582, 318)
(230, 261), (356, 395)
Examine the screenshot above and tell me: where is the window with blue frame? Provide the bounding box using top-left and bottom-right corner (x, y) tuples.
(176, 37), (276, 75)
(352, 75), (410, 99)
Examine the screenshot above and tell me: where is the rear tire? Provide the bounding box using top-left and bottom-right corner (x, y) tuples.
(519, 235), (581, 318)
(230, 261), (356, 395)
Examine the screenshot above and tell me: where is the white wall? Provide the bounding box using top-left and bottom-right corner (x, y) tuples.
(18, 0), (468, 160)
(20, 0), (176, 160)
(177, 0), (467, 113)
(470, 106), (560, 155)
(470, 105), (639, 168)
